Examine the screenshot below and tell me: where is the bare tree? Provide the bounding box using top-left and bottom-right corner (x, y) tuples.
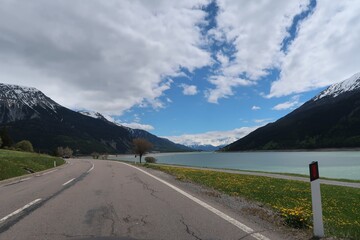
(63, 147), (73, 158)
(133, 138), (153, 164)
(56, 147), (64, 157)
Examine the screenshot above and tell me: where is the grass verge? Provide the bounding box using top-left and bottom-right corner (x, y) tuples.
(0, 149), (65, 181)
(146, 164), (360, 239)
(151, 163), (360, 183)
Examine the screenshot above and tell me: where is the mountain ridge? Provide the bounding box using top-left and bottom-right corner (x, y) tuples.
(78, 110), (193, 152)
(0, 83), (191, 154)
(223, 73), (360, 151)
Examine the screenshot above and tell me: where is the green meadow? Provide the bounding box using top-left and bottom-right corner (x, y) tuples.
(0, 149), (65, 181)
(146, 164), (360, 239)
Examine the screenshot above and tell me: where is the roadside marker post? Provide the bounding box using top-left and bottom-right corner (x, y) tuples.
(309, 161), (324, 237)
(54, 160), (56, 167)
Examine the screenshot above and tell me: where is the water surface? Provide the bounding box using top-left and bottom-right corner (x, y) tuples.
(112, 151), (360, 180)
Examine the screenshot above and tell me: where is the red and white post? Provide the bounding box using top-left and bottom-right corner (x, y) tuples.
(309, 161), (324, 237)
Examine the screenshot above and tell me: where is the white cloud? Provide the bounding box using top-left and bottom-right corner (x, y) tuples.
(269, 1), (360, 97)
(2, 0), (356, 113)
(206, 0), (309, 102)
(252, 105), (261, 110)
(163, 126), (260, 146)
(272, 95), (301, 111)
(117, 122), (154, 131)
(0, 0), (211, 114)
(254, 118), (272, 124)
(180, 84), (198, 95)
(205, 76), (254, 103)
(216, 52), (230, 66)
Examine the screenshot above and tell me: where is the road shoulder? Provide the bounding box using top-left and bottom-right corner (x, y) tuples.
(133, 163), (312, 240)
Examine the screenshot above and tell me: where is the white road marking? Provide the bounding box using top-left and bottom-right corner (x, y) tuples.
(0, 198), (42, 224)
(121, 162), (271, 240)
(35, 169), (58, 177)
(62, 178), (75, 186)
(19, 177), (32, 182)
(41, 169), (58, 176)
(87, 163), (94, 173)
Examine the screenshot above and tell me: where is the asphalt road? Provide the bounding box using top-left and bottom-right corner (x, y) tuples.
(0, 159), (284, 240)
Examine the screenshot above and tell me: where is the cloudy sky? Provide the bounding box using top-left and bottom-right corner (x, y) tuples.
(1, 0), (359, 146)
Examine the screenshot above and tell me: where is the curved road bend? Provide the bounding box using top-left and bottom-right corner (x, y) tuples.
(1, 159), (288, 240)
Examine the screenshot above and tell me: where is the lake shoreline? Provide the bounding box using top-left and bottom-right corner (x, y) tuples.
(218, 147), (360, 153)
(111, 151), (360, 180)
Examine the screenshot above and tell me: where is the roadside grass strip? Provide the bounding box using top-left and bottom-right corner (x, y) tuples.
(146, 164), (360, 239)
(0, 149), (65, 181)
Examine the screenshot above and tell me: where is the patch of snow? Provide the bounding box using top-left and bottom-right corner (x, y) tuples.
(78, 110), (114, 122)
(0, 83), (59, 111)
(314, 72), (360, 100)
(78, 110), (98, 118)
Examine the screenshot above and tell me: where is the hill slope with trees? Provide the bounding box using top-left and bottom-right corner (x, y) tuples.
(223, 73), (360, 151)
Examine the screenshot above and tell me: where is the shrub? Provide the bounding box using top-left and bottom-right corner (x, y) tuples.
(63, 147), (73, 158)
(15, 140), (34, 152)
(91, 152), (100, 159)
(145, 156), (157, 163)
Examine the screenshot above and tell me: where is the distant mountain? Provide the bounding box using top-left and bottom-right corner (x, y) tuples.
(0, 83), (191, 154)
(78, 110), (193, 152)
(223, 72), (360, 151)
(188, 144), (224, 151)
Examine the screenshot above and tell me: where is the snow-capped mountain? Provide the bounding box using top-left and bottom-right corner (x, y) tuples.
(224, 72), (360, 151)
(188, 144), (225, 151)
(78, 110), (114, 123)
(0, 83), (60, 124)
(77, 110), (148, 131)
(77, 110), (192, 152)
(0, 83), (191, 153)
(314, 72), (360, 100)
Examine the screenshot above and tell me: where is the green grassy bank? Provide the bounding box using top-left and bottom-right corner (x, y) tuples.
(146, 164), (360, 239)
(0, 149), (65, 181)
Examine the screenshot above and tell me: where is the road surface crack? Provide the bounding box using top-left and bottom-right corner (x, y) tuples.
(105, 203), (119, 236)
(179, 215), (202, 240)
(122, 214), (148, 235)
(84, 204), (120, 236)
(131, 174), (164, 202)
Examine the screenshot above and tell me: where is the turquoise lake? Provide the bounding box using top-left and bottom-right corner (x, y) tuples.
(112, 151), (360, 180)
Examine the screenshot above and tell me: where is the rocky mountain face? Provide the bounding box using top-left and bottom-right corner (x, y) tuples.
(0, 84), (60, 124)
(223, 73), (360, 151)
(0, 83), (190, 154)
